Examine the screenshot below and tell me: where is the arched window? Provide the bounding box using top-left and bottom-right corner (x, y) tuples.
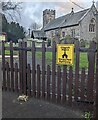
(89, 18), (95, 32)
(71, 29), (75, 37)
(62, 31), (65, 37)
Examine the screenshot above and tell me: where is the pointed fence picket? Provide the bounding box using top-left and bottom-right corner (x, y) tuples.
(2, 40), (97, 117)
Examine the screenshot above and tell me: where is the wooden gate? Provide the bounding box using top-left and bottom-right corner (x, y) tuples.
(2, 40), (97, 118)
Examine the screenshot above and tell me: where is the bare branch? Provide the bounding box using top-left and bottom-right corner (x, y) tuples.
(6, 11), (14, 21)
(2, 1), (23, 21)
(2, 2), (22, 11)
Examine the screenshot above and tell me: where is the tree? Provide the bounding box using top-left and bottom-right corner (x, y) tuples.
(2, 14), (25, 43)
(2, 1), (22, 11)
(30, 21), (42, 30)
(1, 0), (25, 42)
(1, 0), (22, 20)
(2, 14), (8, 33)
(7, 22), (25, 42)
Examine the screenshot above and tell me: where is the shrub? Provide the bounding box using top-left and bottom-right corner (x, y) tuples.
(80, 39), (86, 47)
(60, 35), (77, 44)
(47, 39), (51, 47)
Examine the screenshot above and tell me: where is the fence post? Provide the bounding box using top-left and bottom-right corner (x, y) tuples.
(96, 13), (98, 119)
(10, 41), (14, 91)
(74, 40), (80, 101)
(52, 41), (56, 102)
(27, 64), (31, 96)
(80, 68), (86, 101)
(68, 66), (73, 105)
(42, 41), (45, 98)
(32, 41), (36, 97)
(15, 63), (18, 92)
(22, 41), (27, 95)
(62, 65), (67, 104)
(47, 65), (50, 101)
(19, 41), (23, 94)
(6, 62), (10, 91)
(2, 41), (6, 90)
(37, 64), (40, 98)
(57, 66), (61, 103)
(87, 41), (96, 101)
(62, 39), (67, 103)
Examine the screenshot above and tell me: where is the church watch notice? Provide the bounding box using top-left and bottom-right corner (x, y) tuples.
(56, 44), (74, 65)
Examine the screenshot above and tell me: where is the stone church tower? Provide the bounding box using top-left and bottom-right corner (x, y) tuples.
(43, 9), (55, 28)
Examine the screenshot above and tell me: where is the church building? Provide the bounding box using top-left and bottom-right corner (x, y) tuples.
(42, 2), (98, 43)
(31, 2), (98, 44)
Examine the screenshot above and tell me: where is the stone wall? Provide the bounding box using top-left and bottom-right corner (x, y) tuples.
(43, 9), (55, 28)
(61, 26), (80, 39)
(45, 25), (80, 43)
(45, 6), (96, 43)
(79, 8), (96, 42)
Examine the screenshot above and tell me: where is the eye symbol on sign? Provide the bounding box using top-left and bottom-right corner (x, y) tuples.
(62, 49), (68, 59)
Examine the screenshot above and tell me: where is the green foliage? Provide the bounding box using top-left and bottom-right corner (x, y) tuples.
(84, 112), (91, 120)
(80, 53), (88, 69)
(60, 35), (77, 44)
(5, 50), (18, 55)
(47, 39), (51, 47)
(2, 14), (8, 32)
(36, 51), (88, 69)
(2, 14), (25, 43)
(64, 35), (71, 41)
(80, 39), (86, 47)
(80, 39), (90, 48)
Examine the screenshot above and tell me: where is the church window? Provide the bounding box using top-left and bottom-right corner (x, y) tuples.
(89, 18), (95, 32)
(89, 24), (95, 32)
(71, 29), (75, 38)
(55, 30), (60, 36)
(62, 31), (65, 37)
(55, 30), (58, 35)
(51, 31), (54, 37)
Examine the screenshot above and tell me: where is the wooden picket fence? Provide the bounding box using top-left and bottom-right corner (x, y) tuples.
(2, 40), (98, 117)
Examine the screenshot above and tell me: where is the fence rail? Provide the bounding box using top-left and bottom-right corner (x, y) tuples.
(4, 46), (97, 52)
(2, 40), (97, 117)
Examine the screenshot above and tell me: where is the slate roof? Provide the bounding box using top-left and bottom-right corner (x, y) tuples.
(43, 8), (89, 31)
(31, 30), (47, 39)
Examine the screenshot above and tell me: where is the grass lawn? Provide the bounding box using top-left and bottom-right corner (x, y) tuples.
(0, 59), (2, 62)
(36, 52), (88, 70)
(3, 42), (18, 55)
(3, 42), (89, 70)
(5, 50), (18, 55)
(79, 53), (88, 69)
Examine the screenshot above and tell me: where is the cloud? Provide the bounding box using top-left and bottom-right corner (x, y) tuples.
(52, 0), (93, 17)
(14, 0), (96, 29)
(20, 2), (62, 28)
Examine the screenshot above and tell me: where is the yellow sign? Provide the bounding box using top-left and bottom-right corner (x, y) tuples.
(57, 44), (74, 65)
(0, 35), (6, 41)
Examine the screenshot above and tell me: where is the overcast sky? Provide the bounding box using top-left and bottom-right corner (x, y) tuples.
(5, 0), (98, 30)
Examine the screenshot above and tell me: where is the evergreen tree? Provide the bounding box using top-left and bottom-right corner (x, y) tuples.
(2, 14), (25, 43)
